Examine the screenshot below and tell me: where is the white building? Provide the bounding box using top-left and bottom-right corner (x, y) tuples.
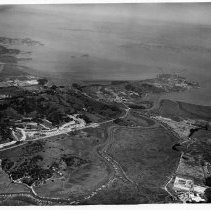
(173, 176), (207, 203)
(193, 185), (207, 194)
(173, 176), (194, 192)
(189, 192), (205, 202)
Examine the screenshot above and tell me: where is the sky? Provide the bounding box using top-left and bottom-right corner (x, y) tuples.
(6, 3), (211, 26)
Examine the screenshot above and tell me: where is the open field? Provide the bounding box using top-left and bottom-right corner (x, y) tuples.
(103, 125), (180, 203)
(81, 122), (180, 204)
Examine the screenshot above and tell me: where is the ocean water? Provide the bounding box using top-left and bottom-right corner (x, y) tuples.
(0, 4), (211, 105)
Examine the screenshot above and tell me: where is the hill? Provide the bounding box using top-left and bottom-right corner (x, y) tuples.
(157, 99), (211, 121)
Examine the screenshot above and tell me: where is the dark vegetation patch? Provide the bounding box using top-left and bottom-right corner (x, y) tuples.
(0, 141), (50, 186)
(0, 120), (14, 143)
(128, 104), (146, 109)
(205, 177), (211, 187)
(0, 86), (25, 97)
(205, 188), (211, 203)
(192, 130), (211, 141)
(185, 138), (211, 163)
(62, 155), (88, 168)
(172, 143), (186, 152)
(128, 101), (153, 110)
(114, 118), (131, 126)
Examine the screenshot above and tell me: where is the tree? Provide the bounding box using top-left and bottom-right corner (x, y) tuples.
(51, 85), (57, 90)
(72, 83), (82, 90)
(204, 188), (211, 203)
(38, 78), (48, 86)
(205, 176), (211, 187)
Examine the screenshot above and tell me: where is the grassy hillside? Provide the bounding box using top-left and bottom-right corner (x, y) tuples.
(157, 99), (211, 121)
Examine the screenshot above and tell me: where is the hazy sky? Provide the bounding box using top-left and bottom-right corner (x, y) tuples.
(2, 3), (210, 26)
(0, 3), (211, 24)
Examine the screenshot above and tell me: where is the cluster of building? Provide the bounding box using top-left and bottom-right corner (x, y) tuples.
(0, 94), (10, 99)
(152, 116), (198, 139)
(0, 78), (38, 88)
(13, 115), (86, 141)
(169, 151), (210, 203)
(155, 74), (199, 91)
(0, 114), (100, 150)
(94, 86), (138, 104)
(173, 176), (207, 202)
